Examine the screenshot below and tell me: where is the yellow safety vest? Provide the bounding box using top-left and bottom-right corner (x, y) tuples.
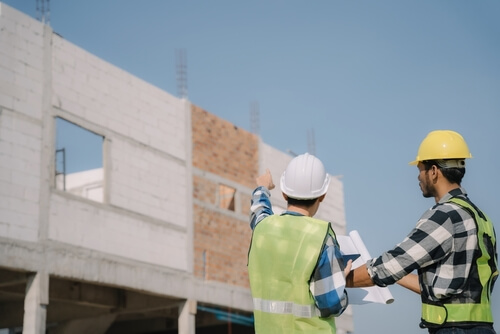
(421, 197), (498, 328)
(248, 214), (336, 334)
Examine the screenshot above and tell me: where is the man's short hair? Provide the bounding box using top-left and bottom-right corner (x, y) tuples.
(422, 160), (466, 185)
(287, 197), (319, 207)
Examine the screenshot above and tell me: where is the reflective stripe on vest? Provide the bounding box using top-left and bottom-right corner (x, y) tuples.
(421, 197), (498, 327)
(422, 303), (493, 325)
(252, 298), (322, 318)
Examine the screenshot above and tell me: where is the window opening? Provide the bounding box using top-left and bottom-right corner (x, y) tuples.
(218, 184), (236, 211)
(55, 117), (104, 202)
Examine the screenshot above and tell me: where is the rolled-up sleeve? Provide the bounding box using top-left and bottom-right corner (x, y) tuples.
(310, 234), (349, 317)
(249, 186), (274, 230)
(368, 210), (454, 287)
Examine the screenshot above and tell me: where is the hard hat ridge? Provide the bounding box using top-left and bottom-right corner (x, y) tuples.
(280, 153), (330, 200)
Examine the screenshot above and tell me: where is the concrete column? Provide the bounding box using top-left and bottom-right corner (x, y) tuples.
(184, 99), (194, 274)
(178, 299), (197, 334)
(23, 272), (49, 334)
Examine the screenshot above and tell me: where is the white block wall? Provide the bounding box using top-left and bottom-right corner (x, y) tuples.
(51, 37), (187, 160)
(49, 193), (188, 270)
(0, 3), (191, 273)
(0, 110), (42, 242)
(0, 5), (45, 119)
(0, 4), (45, 242)
(109, 139), (188, 226)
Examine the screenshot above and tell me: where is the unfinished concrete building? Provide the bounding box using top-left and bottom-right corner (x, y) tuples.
(0, 3), (353, 333)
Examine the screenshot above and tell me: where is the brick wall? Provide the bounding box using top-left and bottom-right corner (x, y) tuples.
(191, 105), (258, 188)
(192, 105), (259, 288)
(193, 204), (251, 286)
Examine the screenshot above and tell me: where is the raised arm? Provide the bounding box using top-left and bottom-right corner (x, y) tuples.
(249, 169), (276, 230)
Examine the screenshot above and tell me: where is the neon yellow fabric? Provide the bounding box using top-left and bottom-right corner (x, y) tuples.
(421, 198), (498, 326)
(422, 303), (494, 325)
(248, 214), (335, 333)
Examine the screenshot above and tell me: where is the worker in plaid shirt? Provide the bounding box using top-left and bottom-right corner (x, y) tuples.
(347, 130), (498, 333)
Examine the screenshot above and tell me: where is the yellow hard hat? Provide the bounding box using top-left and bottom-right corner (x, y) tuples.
(409, 130), (472, 165)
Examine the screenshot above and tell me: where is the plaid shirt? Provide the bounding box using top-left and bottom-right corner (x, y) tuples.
(368, 187), (485, 302)
(249, 186), (348, 317)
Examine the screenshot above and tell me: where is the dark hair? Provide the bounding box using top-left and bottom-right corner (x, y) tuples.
(422, 160), (466, 185)
(287, 197), (319, 207)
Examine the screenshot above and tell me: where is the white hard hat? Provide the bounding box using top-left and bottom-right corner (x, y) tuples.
(280, 153), (330, 200)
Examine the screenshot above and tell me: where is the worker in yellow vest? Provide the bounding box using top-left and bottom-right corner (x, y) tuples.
(347, 130), (498, 333)
(248, 153), (351, 334)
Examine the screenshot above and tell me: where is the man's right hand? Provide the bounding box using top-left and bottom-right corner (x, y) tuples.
(256, 169), (275, 190)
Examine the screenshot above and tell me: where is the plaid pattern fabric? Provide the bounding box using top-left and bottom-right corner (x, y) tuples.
(249, 186), (274, 230)
(310, 231), (349, 317)
(368, 188), (482, 302)
(249, 186), (348, 317)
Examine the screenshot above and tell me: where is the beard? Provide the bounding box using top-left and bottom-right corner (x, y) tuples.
(420, 172), (436, 198)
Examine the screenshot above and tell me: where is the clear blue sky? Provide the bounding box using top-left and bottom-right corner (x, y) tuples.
(3, 1), (499, 333)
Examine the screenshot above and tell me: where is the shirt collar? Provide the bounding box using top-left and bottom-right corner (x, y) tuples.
(438, 187), (468, 204)
(281, 210), (305, 217)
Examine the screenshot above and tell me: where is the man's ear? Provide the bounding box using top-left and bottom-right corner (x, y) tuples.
(282, 193), (288, 201)
(318, 194), (326, 203)
(430, 165), (441, 183)
(432, 165), (439, 177)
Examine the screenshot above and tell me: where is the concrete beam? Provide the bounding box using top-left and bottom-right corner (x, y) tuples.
(48, 314), (116, 334)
